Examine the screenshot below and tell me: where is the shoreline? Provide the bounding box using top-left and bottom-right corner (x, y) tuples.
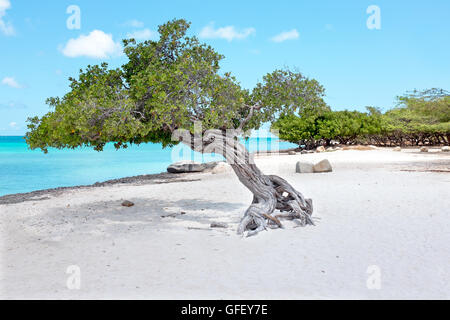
(0, 172), (197, 205)
(0, 147), (297, 202)
(1, 146), (449, 204)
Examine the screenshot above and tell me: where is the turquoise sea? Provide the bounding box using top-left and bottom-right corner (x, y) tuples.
(0, 136), (296, 196)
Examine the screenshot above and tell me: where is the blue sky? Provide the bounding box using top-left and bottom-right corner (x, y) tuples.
(0, 0), (449, 135)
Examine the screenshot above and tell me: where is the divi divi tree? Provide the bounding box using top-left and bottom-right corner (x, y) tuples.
(26, 19), (327, 236)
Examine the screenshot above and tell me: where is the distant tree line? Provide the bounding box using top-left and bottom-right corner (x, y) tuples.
(272, 88), (450, 149)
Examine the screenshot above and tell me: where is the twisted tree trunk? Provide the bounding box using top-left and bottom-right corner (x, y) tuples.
(183, 129), (314, 236)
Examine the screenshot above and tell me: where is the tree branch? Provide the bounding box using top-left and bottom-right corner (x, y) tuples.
(237, 103), (261, 131)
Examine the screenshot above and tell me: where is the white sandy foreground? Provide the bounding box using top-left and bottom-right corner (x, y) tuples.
(0, 148), (449, 299)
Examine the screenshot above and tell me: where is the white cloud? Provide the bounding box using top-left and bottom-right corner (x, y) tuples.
(123, 19), (144, 28)
(0, 0), (14, 36)
(9, 121), (17, 128)
(271, 29), (299, 43)
(61, 30), (122, 59)
(126, 28), (157, 40)
(1, 76), (22, 88)
(199, 23), (255, 42)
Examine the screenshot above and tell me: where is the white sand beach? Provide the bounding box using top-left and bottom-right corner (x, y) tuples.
(1, 148), (449, 299)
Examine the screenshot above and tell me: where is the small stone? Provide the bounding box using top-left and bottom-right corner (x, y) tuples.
(160, 212), (178, 218)
(313, 159), (333, 173)
(296, 161), (314, 173)
(288, 150), (296, 155)
(393, 146), (401, 151)
(210, 222), (228, 228)
(121, 200), (134, 207)
(316, 146), (325, 153)
(441, 146), (450, 152)
(420, 147), (428, 152)
(211, 161), (232, 174)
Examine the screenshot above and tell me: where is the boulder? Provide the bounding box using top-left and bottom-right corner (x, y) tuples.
(167, 161), (205, 173)
(202, 161), (221, 172)
(393, 146), (401, 151)
(211, 161), (232, 174)
(316, 146), (325, 153)
(313, 159), (333, 173)
(325, 147), (336, 152)
(296, 161), (314, 173)
(420, 147), (428, 153)
(167, 161), (219, 173)
(288, 150), (296, 155)
(441, 146), (450, 152)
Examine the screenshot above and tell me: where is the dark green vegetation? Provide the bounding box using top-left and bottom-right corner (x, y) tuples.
(272, 88), (450, 148)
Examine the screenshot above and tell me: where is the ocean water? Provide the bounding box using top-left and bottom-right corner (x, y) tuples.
(0, 136), (296, 196)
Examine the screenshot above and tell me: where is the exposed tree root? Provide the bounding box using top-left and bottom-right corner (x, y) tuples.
(183, 129), (314, 237)
(236, 173), (314, 237)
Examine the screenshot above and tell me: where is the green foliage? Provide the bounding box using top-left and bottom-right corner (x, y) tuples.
(251, 69), (328, 123)
(272, 89), (449, 147)
(26, 18), (326, 153)
(383, 89), (450, 140)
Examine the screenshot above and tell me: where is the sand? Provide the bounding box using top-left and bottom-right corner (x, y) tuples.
(1, 147), (449, 299)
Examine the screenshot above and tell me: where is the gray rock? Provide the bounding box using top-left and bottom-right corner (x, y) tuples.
(316, 146), (325, 153)
(288, 150), (296, 155)
(296, 161), (314, 173)
(393, 146), (401, 151)
(420, 147), (428, 153)
(211, 161), (232, 174)
(202, 161), (221, 172)
(313, 159), (333, 173)
(167, 161), (219, 173)
(441, 146), (450, 152)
